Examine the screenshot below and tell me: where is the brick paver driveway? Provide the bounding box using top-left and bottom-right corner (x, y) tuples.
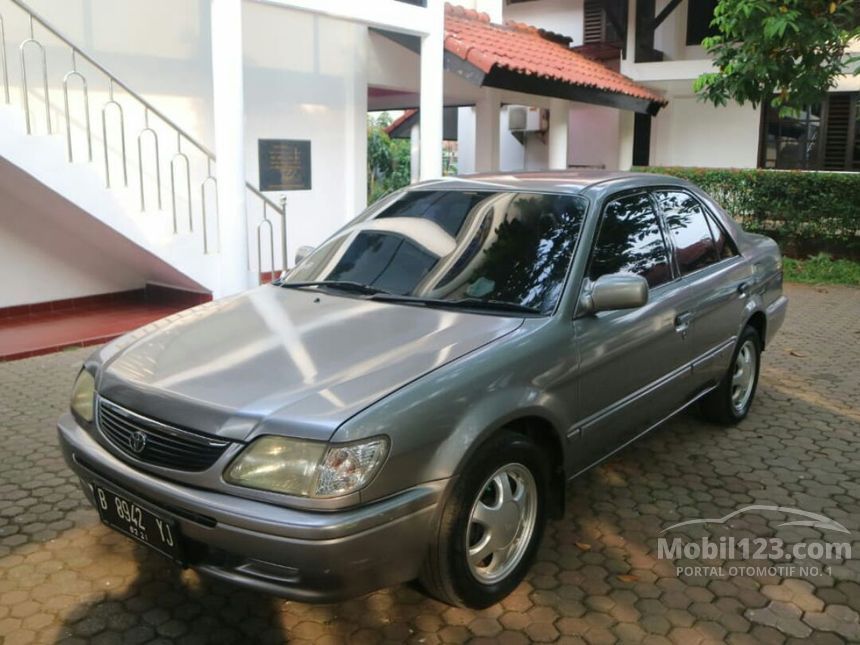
(1, 283), (858, 645)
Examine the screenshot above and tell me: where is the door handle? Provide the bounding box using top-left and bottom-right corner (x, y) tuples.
(675, 312), (693, 334)
(737, 282), (750, 298)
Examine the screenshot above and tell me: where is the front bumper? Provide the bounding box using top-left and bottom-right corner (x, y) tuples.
(58, 413), (445, 602)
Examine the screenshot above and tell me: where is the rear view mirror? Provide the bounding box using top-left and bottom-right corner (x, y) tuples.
(295, 245), (314, 265)
(584, 273), (649, 313)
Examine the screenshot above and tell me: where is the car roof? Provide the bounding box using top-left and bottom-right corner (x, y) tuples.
(411, 170), (689, 195)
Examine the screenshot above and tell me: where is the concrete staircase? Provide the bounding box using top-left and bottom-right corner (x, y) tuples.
(0, 0), (286, 306)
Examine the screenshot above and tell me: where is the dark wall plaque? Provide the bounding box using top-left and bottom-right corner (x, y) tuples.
(258, 139), (311, 191)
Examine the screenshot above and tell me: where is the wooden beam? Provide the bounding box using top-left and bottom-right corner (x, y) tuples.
(653, 0), (683, 29)
(635, 0), (655, 63)
(603, 0), (627, 40)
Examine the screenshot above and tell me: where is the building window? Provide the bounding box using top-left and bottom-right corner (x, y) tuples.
(584, 0), (624, 45)
(686, 0), (719, 45)
(760, 93), (859, 171)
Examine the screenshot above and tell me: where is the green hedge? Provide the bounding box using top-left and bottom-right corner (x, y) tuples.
(633, 167), (860, 256)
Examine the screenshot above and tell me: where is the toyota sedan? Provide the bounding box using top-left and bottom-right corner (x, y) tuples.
(58, 171), (787, 608)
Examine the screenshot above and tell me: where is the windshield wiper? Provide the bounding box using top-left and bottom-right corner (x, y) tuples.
(437, 298), (542, 315)
(368, 294), (541, 315)
(280, 283), (540, 314)
(279, 281), (393, 296)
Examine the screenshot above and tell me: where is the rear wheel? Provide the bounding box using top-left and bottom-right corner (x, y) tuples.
(700, 325), (761, 424)
(419, 431), (548, 608)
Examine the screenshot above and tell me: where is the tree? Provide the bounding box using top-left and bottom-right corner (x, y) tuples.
(694, 0), (860, 115)
(367, 112), (411, 203)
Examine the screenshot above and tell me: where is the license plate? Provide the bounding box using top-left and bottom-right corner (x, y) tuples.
(93, 484), (184, 562)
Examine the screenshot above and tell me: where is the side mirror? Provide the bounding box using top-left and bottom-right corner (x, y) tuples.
(295, 245), (314, 265)
(583, 273), (649, 313)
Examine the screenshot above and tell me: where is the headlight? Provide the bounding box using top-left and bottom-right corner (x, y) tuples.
(225, 436), (388, 498)
(70, 370), (96, 423)
(224, 436), (326, 496)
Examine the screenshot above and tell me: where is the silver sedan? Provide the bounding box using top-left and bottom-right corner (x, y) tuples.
(58, 171), (787, 608)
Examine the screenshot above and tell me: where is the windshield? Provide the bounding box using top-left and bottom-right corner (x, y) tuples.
(283, 190), (588, 315)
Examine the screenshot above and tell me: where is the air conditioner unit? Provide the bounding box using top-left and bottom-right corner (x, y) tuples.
(507, 106), (544, 132)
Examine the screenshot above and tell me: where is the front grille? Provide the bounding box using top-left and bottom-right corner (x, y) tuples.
(96, 397), (230, 472)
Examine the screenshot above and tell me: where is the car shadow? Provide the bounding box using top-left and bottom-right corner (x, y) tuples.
(52, 542), (287, 644)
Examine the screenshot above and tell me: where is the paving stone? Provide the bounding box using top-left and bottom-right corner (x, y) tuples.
(0, 283), (857, 642)
(745, 601), (812, 638)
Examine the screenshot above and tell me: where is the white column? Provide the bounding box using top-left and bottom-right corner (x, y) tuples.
(419, 0), (444, 181)
(456, 106), (476, 174)
(410, 123), (421, 183)
(345, 24), (368, 216)
(548, 97), (569, 170)
(474, 89), (500, 172)
(210, 0), (252, 296)
(618, 110), (635, 170)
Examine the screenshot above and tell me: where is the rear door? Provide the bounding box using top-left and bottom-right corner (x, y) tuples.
(571, 191), (693, 471)
(654, 189), (752, 388)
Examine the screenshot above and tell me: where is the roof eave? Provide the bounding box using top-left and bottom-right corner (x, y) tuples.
(444, 52), (666, 116)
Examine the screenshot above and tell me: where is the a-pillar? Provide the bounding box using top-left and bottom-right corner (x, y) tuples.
(210, 0), (253, 296)
(548, 97), (570, 170)
(474, 88), (500, 172)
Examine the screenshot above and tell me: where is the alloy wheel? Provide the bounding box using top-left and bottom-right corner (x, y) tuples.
(465, 463), (538, 584)
(731, 339), (757, 413)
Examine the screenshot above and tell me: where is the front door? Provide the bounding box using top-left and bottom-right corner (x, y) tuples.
(570, 192), (692, 474)
(654, 189), (752, 388)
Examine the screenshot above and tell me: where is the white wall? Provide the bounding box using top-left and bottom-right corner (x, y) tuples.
(649, 87), (761, 168)
(0, 192), (141, 308)
(503, 0), (584, 45)
(568, 104), (621, 169)
(242, 3), (369, 262)
(0, 156), (202, 307)
(12, 0), (216, 144)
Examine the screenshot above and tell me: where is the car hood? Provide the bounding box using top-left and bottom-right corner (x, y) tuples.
(97, 285), (523, 442)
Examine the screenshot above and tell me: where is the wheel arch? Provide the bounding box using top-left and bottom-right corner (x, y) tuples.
(746, 310), (767, 349)
(504, 416), (566, 519)
(454, 412), (567, 520)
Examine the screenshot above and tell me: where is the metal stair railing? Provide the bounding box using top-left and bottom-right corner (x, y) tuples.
(0, 0), (287, 277)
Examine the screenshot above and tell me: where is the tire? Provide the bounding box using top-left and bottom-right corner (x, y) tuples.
(700, 325), (762, 425)
(419, 431), (549, 608)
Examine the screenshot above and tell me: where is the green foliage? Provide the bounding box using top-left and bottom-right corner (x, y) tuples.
(783, 253), (860, 284)
(634, 166), (860, 253)
(694, 0), (860, 115)
(367, 112), (411, 203)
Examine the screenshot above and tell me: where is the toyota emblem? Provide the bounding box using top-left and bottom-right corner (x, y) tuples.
(129, 430), (147, 454)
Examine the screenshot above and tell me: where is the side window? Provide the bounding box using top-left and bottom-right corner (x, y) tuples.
(704, 212), (738, 260)
(589, 193), (673, 288)
(657, 191), (721, 275)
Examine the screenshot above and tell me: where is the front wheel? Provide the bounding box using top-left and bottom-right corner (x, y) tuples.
(700, 325), (762, 424)
(419, 431), (549, 608)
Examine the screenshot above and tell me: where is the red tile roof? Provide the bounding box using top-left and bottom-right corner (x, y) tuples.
(444, 3), (666, 108)
(384, 109), (417, 136)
